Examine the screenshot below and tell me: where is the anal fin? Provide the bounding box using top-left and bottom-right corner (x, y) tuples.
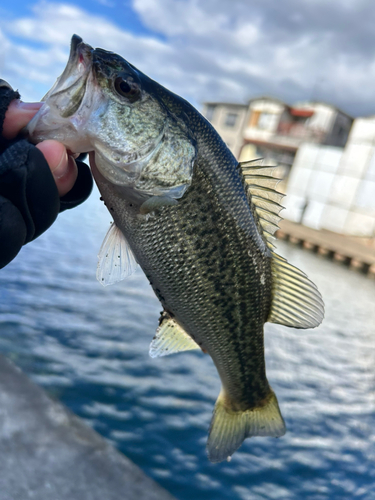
(149, 312), (200, 357)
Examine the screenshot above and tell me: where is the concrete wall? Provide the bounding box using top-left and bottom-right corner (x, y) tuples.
(283, 143), (343, 228)
(283, 121), (375, 237)
(0, 354), (176, 500)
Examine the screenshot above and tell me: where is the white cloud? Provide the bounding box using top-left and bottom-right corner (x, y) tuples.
(131, 0), (375, 116)
(1, 0), (375, 115)
(132, 0), (229, 37)
(0, 2), (174, 101)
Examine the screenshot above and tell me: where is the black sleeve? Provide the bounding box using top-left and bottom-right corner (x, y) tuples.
(0, 80), (93, 269)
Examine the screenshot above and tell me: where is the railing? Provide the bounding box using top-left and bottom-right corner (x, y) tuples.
(276, 122), (326, 142)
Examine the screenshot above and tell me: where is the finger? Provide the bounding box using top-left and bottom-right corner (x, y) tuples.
(36, 140), (78, 197)
(3, 100), (43, 139)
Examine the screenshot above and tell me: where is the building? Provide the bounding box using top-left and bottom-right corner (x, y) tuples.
(202, 97), (353, 182)
(201, 102), (249, 158)
(242, 98), (352, 173)
(283, 116), (375, 237)
(201, 96), (375, 237)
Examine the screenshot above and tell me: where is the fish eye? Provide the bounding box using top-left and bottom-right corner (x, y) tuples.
(114, 76), (140, 102)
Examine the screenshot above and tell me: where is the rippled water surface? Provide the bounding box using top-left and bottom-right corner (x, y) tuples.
(1, 187), (374, 499)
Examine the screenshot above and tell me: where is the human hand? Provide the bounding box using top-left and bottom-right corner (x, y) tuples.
(0, 80), (93, 269)
(3, 99), (78, 197)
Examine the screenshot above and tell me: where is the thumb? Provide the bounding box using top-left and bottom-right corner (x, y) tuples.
(36, 140), (78, 197)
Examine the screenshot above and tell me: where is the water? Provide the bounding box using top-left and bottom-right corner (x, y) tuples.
(0, 187), (374, 499)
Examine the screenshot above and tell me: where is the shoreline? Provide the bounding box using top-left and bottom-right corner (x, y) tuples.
(277, 219), (375, 277)
(0, 354), (175, 500)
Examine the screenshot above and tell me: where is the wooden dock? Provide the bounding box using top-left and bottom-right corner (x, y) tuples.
(276, 220), (375, 277)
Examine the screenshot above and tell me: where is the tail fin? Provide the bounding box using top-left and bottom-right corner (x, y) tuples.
(207, 388), (286, 463)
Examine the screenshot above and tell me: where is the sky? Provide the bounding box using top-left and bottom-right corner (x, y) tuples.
(2, 0), (375, 117)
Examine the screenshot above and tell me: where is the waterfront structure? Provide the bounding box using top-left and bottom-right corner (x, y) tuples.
(202, 102), (248, 158)
(201, 97), (375, 237)
(283, 116), (375, 238)
(242, 98), (352, 172)
(0, 355), (175, 500)
(202, 97), (353, 181)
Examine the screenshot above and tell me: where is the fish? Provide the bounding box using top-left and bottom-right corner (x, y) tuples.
(26, 35), (324, 463)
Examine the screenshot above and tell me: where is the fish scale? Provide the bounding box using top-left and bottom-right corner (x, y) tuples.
(26, 34), (324, 463)
(93, 142), (272, 410)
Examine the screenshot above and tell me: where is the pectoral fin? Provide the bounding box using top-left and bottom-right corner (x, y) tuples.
(149, 312), (200, 357)
(140, 196), (178, 215)
(269, 252), (324, 328)
(96, 223), (138, 286)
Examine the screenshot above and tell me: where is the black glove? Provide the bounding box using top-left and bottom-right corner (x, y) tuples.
(0, 80), (93, 269)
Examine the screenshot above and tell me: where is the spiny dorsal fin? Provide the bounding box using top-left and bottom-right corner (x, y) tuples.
(268, 252), (324, 329)
(149, 312), (200, 358)
(96, 223), (138, 286)
(238, 158), (285, 249)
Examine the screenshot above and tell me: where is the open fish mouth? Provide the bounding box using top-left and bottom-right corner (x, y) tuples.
(26, 35), (191, 195)
(42, 35), (93, 106)
(46, 35), (166, 171)
(25, 35), (95, 148)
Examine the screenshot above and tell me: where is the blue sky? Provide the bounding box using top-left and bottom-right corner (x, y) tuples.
(2, 0), (375, 116)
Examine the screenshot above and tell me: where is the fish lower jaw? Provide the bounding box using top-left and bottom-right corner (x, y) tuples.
(26, 109), (90, 153)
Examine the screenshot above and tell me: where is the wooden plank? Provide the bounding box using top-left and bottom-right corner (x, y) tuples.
(277, 220), (375, 266)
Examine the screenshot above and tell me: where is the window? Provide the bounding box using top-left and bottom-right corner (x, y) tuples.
(257, 112), (278, 131)
(258, 112), (273, 130)
(225, 112), (238, 127)
(205, 105), (216, 121)
(337, 126), (346, 139)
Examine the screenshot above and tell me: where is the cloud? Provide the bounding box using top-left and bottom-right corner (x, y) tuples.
(0, 2), (174, 101)
(132, 0), (375, 116)
(1, 0), (375, 115)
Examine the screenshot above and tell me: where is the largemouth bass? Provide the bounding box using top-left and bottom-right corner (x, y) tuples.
(26, 35), (324, 463)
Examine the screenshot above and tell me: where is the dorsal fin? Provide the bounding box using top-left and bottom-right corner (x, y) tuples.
(239, 159), (324, 327)
(238, 158), (285, 249)
(149, 312), (200, 357)
(268, 252), (324, 328)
